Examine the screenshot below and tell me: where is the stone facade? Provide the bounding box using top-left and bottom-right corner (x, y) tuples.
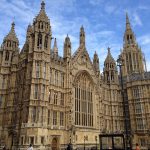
(0, 1), (149, 150)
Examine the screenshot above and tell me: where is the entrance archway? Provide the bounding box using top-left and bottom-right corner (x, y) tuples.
(52, 138), (58, 150)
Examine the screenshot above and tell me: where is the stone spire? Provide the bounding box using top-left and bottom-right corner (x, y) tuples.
(65, 34), (70, 43)
(21, 24), (32, 54)
(64, 34), (71, 58)
(4, 22), (19, 44)
(80, 25), (85, 48)
(104, 47), (115, 64)
(124, 13), (136, 45)
(103, 48), (118, 84)
(121, 13), (144, 76)
(27, 24), (32, 33)
(53, 38), (58, 55)
(93, 51), (100, 72)
(126, 12), (131, 31)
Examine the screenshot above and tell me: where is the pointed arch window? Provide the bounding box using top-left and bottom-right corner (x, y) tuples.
(42, 85), (45, 100)
(54, 71), (58, 86)
(54, 91), (58, 105)
(5, 51), (9, 61)
(60, 112), (64, 126)
(53, 111), (57, 125)
(36, 61), (40, 78)
(48, 110), (50, 125)
(34, 84), (39, 99)
(2, 77), (5, 89)
(38, 22), (40, 29)
(43, 62), (46, 79)
(44, 35), (48, 49)
(41, 23), (43, 29)
(50, 68), (52, 84)
(37, 33), (42, 48)
(111, 71), (114, 81)
(32, 107), (36, 122)
(0, 95), (2, 107)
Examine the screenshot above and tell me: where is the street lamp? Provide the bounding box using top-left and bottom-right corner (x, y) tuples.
(84, 136), (86, 150)
(117, 55), (132, 150)
(84, 135), (88, 150)
(67, 133), (72, 150)
(95, 136), (97, 150)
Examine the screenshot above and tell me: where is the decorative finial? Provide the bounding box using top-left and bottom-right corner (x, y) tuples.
(81, 25), (84, 31)
(41, 0), (45, 10)
(11, 21), (15, 31)
(54, 38), (57, 47)
(65, 34), (69, 40)
(53, 38), (58, 55)
(107, 47), (111, 53)
(94, 51), (98, 56)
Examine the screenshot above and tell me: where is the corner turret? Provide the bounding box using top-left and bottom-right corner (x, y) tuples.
(3, 22), (19, 50)
(79, 25), (85, 48)
(64, 35), (71, 59)
(1, 22), (19, 67)
(103, 48), (118, 84)
(93, 51), (100, 73)
(32, 1), (52, 51)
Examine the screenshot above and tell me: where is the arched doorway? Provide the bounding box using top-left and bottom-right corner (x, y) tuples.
(52, 138), (58, 150)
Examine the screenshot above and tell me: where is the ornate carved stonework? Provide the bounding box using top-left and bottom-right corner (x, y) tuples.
(0, 2), (149, 150)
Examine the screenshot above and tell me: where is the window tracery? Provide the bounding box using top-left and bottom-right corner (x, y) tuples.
(75, 72), (93, 127)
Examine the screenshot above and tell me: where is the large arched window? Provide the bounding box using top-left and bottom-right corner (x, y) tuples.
(74, 72), (93, 127)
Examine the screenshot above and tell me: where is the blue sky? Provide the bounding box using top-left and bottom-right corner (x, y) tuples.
(0, 0), (150, 71)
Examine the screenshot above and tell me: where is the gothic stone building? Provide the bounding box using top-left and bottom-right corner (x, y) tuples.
(0, 1), (150, 150)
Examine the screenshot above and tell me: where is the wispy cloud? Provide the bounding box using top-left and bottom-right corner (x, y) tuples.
(132, 13), (142, 26)
(89, 0), (103, 6)
(138, 34), (150, 46)
(0, 0), (150, 71)
(104, 5), (116, 14)
(146, 61), (150, 71)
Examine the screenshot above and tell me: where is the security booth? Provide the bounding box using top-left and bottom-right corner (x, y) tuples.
(99, 133), (125, 150)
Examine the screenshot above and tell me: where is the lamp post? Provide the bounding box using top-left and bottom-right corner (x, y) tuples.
(117, 55), (132, 150)
(84, 136), (86, 150)
(95, 136), (97, 150)
(84, 135), (88, 150)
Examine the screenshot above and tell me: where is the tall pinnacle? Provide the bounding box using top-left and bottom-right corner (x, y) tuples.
(108, 47), (111, 54)
(124, 13), (136, 45)
(105, 47), (115, 63)
(53, 38), (58, 55)
(94, 51), (99, 61)
(126, 12), (131, 30)
(80, 25), (85, 47)
(11, 22), (15, 32)
(80, 25), (84, 32)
